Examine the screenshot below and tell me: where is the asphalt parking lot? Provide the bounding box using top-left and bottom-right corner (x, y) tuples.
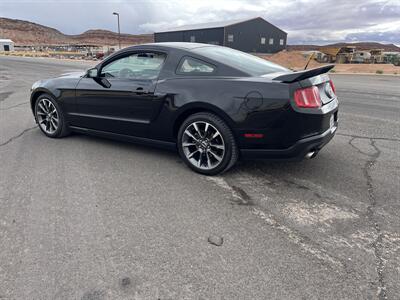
(0, 56), (399, 299)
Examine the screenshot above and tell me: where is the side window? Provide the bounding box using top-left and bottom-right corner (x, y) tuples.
(228, 34), (234, 42)
(280, 39), (284, 46)
(261, 37), (266, 45)
(269, 38), (274, 45)
(100, 52), (166, 79)
(177, 57), (216, 75)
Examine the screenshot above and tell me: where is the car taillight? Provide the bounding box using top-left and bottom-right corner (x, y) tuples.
(293, 86), (321, 108)
(329, 80), (336, 94)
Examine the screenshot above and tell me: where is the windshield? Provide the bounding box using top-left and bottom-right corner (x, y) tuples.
(192, 46), (289, 76)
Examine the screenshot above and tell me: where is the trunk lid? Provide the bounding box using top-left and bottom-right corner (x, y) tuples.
(267, 65), (336, 106)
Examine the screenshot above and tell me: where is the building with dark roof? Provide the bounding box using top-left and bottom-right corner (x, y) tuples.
(154, 17), (287, 53)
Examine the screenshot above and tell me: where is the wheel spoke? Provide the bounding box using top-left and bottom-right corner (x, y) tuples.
(188, 149), (199, 159)
(38, 103), (47, 113)
(182, 142), (196, 147)
(209, 150), (222, 162)
(211, 131), (220, 140)
(46, 100), (51, 111)
(192, 123), (202, 138)
(210, 143), (224, 150)
(50, 119), (57, 129)
(204, 123), (209, 137)
(205, 152), (211, 168)
(184, 130), (198, 141)
(197, 154), (202, 167)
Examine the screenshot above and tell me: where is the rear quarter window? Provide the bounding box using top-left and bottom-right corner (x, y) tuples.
(192, 46), (288, 76)
(176, 57), (216, 75)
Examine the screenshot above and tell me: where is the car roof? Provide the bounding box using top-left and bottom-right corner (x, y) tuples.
(125, 42), (216, 51)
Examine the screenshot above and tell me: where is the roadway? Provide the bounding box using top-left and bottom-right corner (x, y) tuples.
(0, 56), (399, 299)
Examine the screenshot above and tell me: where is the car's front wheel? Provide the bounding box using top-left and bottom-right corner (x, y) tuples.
(178, 112), (238, 175)
(34, 94), (70, 138)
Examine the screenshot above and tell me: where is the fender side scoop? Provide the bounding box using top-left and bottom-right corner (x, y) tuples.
(272, 65), (335, 83)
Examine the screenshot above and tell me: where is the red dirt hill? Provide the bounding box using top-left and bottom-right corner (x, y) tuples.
(0, 17), (154, 46)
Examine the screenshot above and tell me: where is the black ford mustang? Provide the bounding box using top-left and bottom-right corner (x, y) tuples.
(30, 42), (338, 175)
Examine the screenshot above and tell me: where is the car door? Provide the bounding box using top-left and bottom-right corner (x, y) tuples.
(72, 51), (167, 137)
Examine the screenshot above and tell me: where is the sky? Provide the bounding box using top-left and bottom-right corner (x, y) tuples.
(1, 0), (399, 45)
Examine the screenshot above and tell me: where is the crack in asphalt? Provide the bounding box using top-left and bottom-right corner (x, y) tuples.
(0, 91), (13, 103)
(348, 136), (387, 299)
(0, 101), (29, 111)
(363, 140), (387, 300)
(348, 137), (372, 156)
(0, 126), (36, 148)
(251, 207), (354, 274)
(337, 133), (400, 143)
(206, 176), (351, 273)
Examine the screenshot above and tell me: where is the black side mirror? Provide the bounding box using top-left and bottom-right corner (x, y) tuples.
(87, 68), (99, 78)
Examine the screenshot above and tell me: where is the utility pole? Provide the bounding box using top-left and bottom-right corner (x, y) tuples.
(112, 12), (121, 49)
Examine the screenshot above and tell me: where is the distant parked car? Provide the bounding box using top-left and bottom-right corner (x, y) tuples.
(30, 43), (338, 175)
(95, 52), (105, 60)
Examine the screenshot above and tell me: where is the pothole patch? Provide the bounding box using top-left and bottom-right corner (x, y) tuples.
(282, 202), (359, 226)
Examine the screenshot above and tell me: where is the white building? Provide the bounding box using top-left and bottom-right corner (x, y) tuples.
(0, 39), (15, 51)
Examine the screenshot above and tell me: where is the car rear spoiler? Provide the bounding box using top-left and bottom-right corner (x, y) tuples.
(272, 65), (335, 83)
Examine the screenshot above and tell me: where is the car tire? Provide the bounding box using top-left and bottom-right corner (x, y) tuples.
(34, 94), (70, 138)
(178, 112), (238, 175)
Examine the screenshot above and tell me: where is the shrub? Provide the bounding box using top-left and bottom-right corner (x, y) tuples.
(376, 70), (383, 74)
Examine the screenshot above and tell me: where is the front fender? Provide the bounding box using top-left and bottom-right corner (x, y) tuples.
(30, 87), (59, 114)
(30, 77), (81, 117)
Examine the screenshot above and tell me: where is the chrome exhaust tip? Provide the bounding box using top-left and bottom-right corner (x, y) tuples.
(305, 151), (317, 159)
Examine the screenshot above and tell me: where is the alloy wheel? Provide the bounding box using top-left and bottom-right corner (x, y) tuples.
(182, 121), (225, 170)
(36, 98), (59, 135)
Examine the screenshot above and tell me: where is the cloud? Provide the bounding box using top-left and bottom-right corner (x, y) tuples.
(346, 30), (400, 43)
(0, 0), (399, 44)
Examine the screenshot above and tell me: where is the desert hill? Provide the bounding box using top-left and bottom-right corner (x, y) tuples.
(0, 17), (153, 46)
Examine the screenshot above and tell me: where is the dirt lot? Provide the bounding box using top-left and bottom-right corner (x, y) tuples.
(262, 51), (400, 75)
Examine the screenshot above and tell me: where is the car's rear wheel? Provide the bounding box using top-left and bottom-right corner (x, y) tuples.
(34, 94), (70, 138)
(178, 113), (238, 175)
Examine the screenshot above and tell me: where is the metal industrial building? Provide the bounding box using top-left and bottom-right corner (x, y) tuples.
(154, 17), (287, 53)
(0, 39), (14, 51)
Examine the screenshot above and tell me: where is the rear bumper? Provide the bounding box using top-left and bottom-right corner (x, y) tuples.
(240, 125), (337, 161)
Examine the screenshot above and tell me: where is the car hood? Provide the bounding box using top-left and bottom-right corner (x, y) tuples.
(57, 71), (86, 79)
(31, 71), (87, 91)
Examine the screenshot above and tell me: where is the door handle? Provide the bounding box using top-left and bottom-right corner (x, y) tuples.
(133, 87), (150, 95)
